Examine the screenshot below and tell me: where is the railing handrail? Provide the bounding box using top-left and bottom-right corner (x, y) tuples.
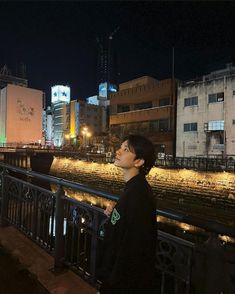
(1, 162), (235, 238)
(157, 208), (235, 238)
(0, 162), (118, 201)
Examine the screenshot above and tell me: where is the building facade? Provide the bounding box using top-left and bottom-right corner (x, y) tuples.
(109, 76), (177, 156)
(77, 100), (105, 135)
(43, 106), (53, 146)
(0, 64), (28, 89)
(0, 84), (43, 146)
(176, 64), (235, 158)
(51, 85), (70, 147)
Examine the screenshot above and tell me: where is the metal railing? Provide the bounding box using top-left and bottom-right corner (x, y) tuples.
(156, 157), (235, 172)
(0, 163), (235, 293)
(2, 147), (235, 172)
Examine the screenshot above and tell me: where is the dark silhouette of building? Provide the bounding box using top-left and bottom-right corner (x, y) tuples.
(96, 28), (119, 95)
(0, 64), (28, 89)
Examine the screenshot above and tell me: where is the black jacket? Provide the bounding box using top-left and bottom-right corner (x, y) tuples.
(98, 174), (157, 294)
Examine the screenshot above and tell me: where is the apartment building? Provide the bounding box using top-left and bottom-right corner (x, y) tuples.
(109, 76), (177, 156)
(176, 64), (235, 158)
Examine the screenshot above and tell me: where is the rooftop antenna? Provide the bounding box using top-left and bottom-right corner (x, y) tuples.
(96, 36), (103, 51)
(172, 47), (175, 80)
(0, 65), (11, 76)
(20, 62), (27, 78)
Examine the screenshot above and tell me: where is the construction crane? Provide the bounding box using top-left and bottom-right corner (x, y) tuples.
(109, 26), (120, 40)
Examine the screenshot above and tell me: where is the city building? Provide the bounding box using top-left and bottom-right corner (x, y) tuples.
(50, 98), (105, 148)
(0, 84), (43, 146)
(42, 106), (53, 146)
(86, 85), (116, 133)
(109, 76), (177, 157)
(77, 100), (105, 136)
(96, 33), (119, 133)
(69, 100), (80, 145)
(86, 95), (100, 106)
(0, 64), (28, 89)
(96, 31), (119, 92)
(51, 85), (70, 147)
(176, 63), (235, 158)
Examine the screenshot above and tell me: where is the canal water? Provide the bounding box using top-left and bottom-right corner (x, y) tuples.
(48, 156), (235, 228)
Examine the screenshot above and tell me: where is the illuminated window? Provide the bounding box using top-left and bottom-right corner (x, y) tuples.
(184, 96), (198, 107)
(208, 120), (224, 131)
(184, 123), (197, 132)
(208, 92), (224, 103)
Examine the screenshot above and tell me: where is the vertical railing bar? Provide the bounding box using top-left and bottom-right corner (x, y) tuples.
(12, 182), (17, 225)
(0, 167), (8, 226)
(50, 195), (56, 251)
(185, 248), (193, 294)
(89, 209), (99, 283)
(32, 189), (39, 241)
(161, 272), (165, 294)
(76, 226), (82, 266)
(83, 227), (88, 273)
(41, 209), (46, 243)
(54, 185), (65, 272)
(17, 181), (22, 228)
(70, 223), (76, 264)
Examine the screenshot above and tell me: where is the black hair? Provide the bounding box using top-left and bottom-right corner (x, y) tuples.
(123, 134), (155, 175)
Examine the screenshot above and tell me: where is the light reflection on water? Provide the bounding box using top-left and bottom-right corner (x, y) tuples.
(50, 183), (116, 209)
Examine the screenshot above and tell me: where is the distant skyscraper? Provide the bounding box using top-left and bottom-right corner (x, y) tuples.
(96, 30), (119, 96)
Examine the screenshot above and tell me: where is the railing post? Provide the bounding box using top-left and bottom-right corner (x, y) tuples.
(205, 233), (224, 293)
(0, 167), (8, 226)
(54, 185), (65, 272)
(32, 190), (39, 240)
(193, 232), (227, 293)
(89, 209), (99, 283)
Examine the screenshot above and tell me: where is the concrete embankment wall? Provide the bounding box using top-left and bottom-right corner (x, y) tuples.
(50, 156), (235, 201)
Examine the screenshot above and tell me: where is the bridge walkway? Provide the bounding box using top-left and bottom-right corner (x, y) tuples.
(0, 225), (97, 294)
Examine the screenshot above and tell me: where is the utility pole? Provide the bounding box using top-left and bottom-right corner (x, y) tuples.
(172, 47), (177, 159)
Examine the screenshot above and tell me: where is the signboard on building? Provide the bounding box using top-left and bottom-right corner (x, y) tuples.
(51, 85), (70, 104)
(99, 82), (117, 98)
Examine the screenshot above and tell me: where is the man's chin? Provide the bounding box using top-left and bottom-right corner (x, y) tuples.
(114, 160), (120, 167)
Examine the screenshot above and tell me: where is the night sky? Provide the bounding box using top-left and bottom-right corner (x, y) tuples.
(1, 1), (235, 104)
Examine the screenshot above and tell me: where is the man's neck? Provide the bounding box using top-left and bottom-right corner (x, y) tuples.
(123, 168), (139, 183)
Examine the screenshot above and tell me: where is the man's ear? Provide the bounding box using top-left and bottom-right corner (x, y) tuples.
(134, 158), (145, 168)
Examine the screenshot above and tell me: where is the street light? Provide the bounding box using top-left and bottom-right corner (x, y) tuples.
(82, 127), (92, 152)
(64, 134), (70, 146)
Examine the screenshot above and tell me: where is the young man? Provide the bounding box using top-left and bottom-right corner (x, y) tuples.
(97, 135), (156, 294)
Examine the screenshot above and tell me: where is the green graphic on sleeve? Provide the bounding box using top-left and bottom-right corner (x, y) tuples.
(111, 208), (120, 225)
